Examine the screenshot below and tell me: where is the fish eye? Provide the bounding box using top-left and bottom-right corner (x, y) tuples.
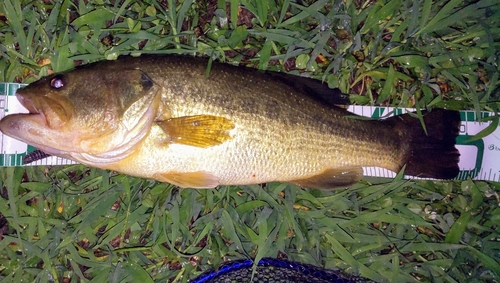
(50, 75), (66, 89)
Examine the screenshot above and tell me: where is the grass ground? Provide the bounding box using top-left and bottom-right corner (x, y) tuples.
(0, 0), (500, 282)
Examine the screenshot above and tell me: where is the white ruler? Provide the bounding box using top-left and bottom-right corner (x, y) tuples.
(0, 83), (497, 182)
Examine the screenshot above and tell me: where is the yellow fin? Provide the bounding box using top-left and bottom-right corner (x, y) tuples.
(153, 171), (220, 188)
(290, 167), (363, 190)
(157, 115), (235, 148)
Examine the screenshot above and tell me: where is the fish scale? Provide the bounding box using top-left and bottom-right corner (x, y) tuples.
(0, 55), (460, 189)
(142, 81), (403, 186)
(159, 61), (398, 173)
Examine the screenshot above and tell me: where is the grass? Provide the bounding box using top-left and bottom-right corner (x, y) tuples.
(0, 0), (500, 282)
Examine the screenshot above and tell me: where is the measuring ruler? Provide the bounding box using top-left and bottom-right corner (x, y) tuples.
(0, 82), (498, 182)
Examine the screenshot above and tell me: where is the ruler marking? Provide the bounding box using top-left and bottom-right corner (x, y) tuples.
(1, 84), (499, 182)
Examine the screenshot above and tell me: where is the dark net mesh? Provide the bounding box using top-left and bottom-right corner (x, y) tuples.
(190, 258), (375, 283)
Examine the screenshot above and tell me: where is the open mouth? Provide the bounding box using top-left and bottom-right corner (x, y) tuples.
(17, 93), (40, 114)
(14, 93), (49, 128)
(16, 90), (70, 129)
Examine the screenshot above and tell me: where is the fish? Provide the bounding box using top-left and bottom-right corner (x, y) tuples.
(0, 55), (460, 190)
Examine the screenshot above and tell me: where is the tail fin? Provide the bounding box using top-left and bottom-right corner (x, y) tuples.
(386, 109), (461, 179)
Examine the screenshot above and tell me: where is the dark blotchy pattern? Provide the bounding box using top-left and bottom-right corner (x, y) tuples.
(190, 258), (375, 283)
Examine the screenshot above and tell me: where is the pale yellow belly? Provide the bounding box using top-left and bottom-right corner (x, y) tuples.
(109, 123), (386, 188)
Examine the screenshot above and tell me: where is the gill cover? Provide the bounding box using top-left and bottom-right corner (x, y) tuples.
(73, 69), (163, 163)
(0, 67), (162, 167)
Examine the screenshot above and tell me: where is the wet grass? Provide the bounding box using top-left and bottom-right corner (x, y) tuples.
(0, 0), (500, 282)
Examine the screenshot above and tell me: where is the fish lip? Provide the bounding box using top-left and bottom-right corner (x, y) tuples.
(15, 92), (48, 127)
(17, 93), (40, 114)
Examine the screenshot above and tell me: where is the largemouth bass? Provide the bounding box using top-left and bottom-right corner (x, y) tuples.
(0, 55), (460, 189)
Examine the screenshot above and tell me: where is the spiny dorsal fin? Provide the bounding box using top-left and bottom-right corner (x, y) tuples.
(267, 72), (350, 106)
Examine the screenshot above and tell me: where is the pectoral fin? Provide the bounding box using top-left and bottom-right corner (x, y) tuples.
(290, 167), (363, 190)
(153, 171), (220, 188)
(157, 115), (235, 148)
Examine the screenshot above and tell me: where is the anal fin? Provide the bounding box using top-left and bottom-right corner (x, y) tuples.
(290, 167), (363, 190)
(153, 171), (220, 188)
(157, 115), (235, 148)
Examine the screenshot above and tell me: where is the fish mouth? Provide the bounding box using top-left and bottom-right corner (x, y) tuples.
(18, 93), (41, 114)
(15, 93), (48, 126)
(16, 92), (69, 128)
(0, 92), (71, 157)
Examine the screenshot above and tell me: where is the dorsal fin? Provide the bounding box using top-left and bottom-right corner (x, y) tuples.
(267, 72), (350, 107)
